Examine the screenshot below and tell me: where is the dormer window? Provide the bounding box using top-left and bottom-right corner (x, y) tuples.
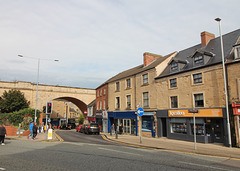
(194, 55), (204, 65)
(170, 62), (178, 72)
(234, 45), (240, 59)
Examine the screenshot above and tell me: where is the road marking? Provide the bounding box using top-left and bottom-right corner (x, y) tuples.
(98, 147), (142, 156)
(178, 161), (229, 171)
(0, 168), (6, 170)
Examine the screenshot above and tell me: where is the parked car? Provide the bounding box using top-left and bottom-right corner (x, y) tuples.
(76, 125), (82, 132)
(60, 124), (72, 130)
(84, 123), (100, 135)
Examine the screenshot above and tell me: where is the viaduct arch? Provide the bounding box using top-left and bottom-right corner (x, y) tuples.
(0, 81), (96, 113)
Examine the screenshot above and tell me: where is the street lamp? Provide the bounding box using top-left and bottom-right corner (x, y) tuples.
(215, 18), (232, 147)
(18, 55), (59, 123)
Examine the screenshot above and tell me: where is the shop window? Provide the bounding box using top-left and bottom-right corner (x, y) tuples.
(193, 73), (202, 84)
(126, 78), (131, 89)
(142, 116), (151, 132)
(116, 97), (120, 109)
(170, 78), (177, 88)
(191, 124), (205, 136)
(126, 95), (131, 109)
(142, 73), (148, 85)
(194, 93), (204, 107)
(116, 82), (120, 91)
(143, 92), (149, 107)
(171, 123), (187, 134)
(170, 96), (178, 108)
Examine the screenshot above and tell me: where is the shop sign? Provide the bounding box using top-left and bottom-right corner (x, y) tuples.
(169, 109), (223, 117)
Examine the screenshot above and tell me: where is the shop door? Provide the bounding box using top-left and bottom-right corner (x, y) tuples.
(213, 119), (223, 143)
(123, 119), (131, 134)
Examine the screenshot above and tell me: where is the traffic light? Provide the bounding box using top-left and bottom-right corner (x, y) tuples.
(46, 101), (52, 114)
(43, 106), (46, 113)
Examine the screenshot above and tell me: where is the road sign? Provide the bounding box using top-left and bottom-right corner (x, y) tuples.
(137, 107), (144, 116)
(188, 109), (199, 113)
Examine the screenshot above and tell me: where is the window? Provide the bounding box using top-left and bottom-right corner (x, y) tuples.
(126, 78), (131, 88)
(100, 100), (102, 110)
(116, 82), (120, 91)
(116, 97), (120, 109)
(103, 99), (106, 110)
(143, 92), (149, 107)
(170, 62), (178, 72)
(142, 116), (152, 132)
(100, 89), (102, 96)
(171, 123), (187, 134)
(194, 93), (204, 107)
(234, 46), (240, 59)
(97, 100), (99, 110)
(126, 95), (131, 109)
(103, 88), (106, 95)
(142, 73), (148, 84)
(191, 124), (205, 136)
(194, 55), (204, 65)
(97, 90), (99, 97)
(193, 73), (202, 84)
(170, 96), (178, 108)
(170, 78), (177, 88)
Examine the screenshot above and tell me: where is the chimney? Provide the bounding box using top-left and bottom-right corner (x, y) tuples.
(201, 31), (215, 47)
(143, 52), (162, 66)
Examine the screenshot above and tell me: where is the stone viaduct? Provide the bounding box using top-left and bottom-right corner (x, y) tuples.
(0, 81), (96, 113)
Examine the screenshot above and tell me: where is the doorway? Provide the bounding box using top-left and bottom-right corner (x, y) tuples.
(161, 118), (167, 137)
(123, 119), (131, 134)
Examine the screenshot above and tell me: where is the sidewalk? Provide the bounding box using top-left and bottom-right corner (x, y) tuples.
(6, 130), (59, 142)
(103, 133), (240, 160)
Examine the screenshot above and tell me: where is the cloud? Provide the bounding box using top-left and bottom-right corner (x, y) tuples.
(0, 0), (239, 89)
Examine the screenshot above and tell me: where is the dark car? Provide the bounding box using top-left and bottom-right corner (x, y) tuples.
(84, 123), (100, 135)
(60, 124), (72, 130)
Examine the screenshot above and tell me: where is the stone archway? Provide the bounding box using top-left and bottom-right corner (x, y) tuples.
(54, 97), (87, 113)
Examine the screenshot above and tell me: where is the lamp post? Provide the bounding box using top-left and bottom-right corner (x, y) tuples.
(215, 18), (232, 147)
(18, 55), (59, 123)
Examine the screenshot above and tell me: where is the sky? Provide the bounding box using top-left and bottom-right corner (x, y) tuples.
(0, 0), (239, 89)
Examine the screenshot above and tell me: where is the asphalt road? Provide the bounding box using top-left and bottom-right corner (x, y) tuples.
(0, 131), (239, 171)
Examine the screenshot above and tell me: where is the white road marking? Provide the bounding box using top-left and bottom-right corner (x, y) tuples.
(178, 161), (229, 171)
(0, 168), (6, 170)
(98, 147), (142, 156)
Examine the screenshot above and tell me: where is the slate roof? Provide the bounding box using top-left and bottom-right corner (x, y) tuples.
(105, 52), (176, 83)
(156, 29), (240, 79)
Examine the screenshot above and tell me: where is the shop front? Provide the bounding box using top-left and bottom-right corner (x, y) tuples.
(95, 112), (103, 131)
(141, 112), (156, 137)
(157, 108), (229, 145)
(108, 111), (138, 135)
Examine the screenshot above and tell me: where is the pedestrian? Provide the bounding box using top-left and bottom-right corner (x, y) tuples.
(119, 123), (123, 134)
(28, 121), (34, 140)
(0, 123), (7, 145)
(39, 124), (41, 134)
(44, 125), (46, 133)
(33, 123), (38, 140)
(111, 123), (115, 135)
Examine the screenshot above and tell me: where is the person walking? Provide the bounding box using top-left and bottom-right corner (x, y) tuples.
(28, 121), (34, 140)
(33, 123), (38, 140)
(119, 123), (123, 135)
(0, 123), (7, 145)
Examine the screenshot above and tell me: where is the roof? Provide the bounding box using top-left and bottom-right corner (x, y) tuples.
(105, 52), (176, 83)
(156, 29), (240, 79)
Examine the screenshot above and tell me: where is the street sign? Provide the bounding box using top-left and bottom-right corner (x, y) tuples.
(188, 109), (199, 113)
(137, 107), (144, 117)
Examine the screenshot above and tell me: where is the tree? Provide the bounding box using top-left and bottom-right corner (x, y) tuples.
(78, 113), (84, 125)
(0, 89), (29, 113)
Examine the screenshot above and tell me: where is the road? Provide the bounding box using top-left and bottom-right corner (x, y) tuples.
(0, 130), (239, 171)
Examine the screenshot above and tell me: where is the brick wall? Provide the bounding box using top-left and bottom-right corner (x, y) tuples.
(5, 125), (30, 136)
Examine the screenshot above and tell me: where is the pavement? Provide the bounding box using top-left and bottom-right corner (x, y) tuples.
(102, 133), (240, 160)
(6, 130), (240, 161)
(6, 130), (60, 142)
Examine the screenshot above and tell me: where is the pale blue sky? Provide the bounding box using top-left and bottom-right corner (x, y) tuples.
(0, 0), (239, 89)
